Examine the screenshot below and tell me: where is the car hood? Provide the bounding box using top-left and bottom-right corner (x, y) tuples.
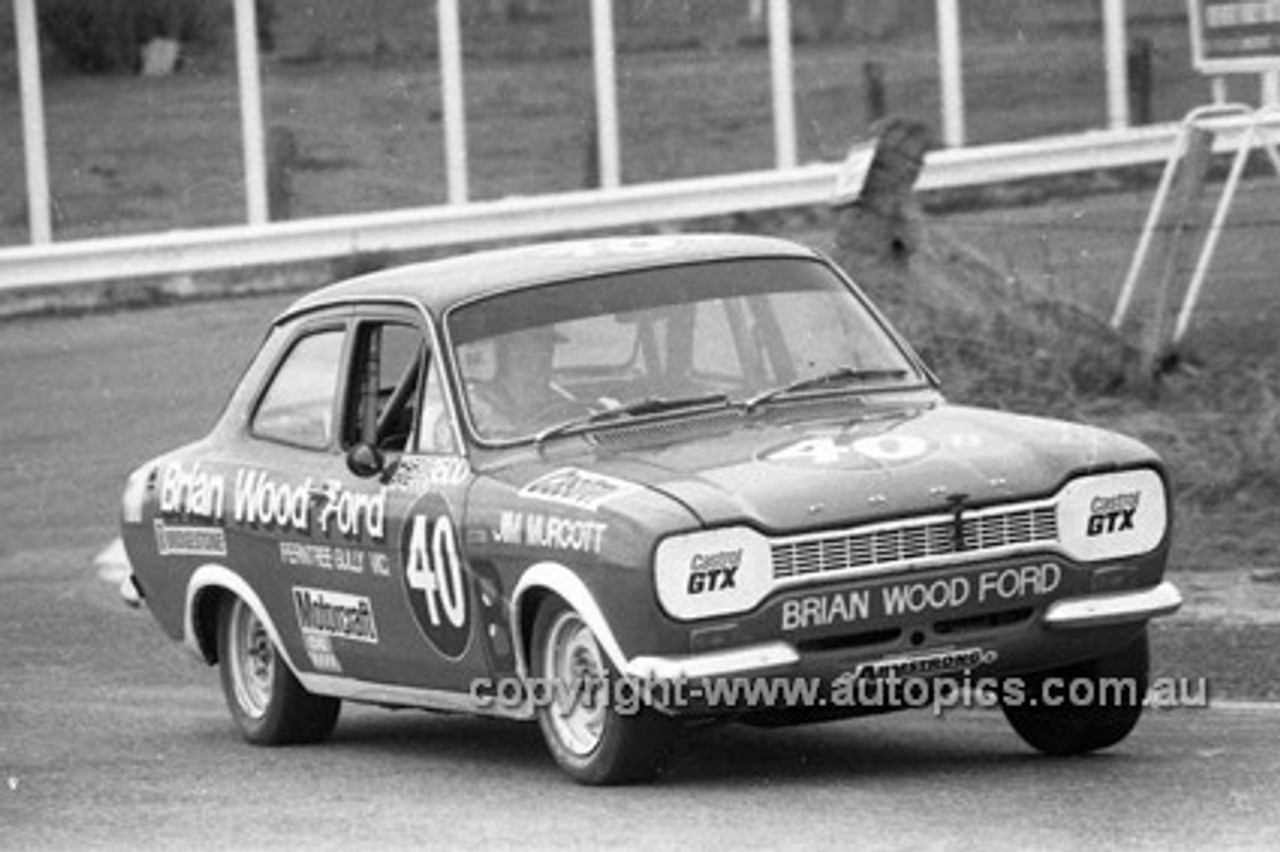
(504, 400), (1160, 533)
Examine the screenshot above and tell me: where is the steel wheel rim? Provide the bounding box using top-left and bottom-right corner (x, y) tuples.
(544, 610), (608, 757)
(228, 599), (274, 719)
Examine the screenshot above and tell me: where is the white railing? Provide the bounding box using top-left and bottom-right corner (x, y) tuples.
(15, 1), (1276, 294)
(6, 115), (1280, 291)
(8, 0), (1147, 245)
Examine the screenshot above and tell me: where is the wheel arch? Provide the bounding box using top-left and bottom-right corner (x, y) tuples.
(184, 564), (301, 677)
(509, 561), (631, 680)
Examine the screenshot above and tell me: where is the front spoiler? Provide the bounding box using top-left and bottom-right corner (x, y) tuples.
(627, 581), (1182, 680)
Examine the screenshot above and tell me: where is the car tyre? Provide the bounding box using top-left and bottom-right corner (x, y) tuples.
(1002, 630), (1149, 757)
(217, 596), (340, 745)
(531, 600), (677, 785)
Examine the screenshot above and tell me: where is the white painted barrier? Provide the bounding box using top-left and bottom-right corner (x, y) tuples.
(3, 115), (1278, 291)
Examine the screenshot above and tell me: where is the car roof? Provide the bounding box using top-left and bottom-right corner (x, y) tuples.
(276, 233), (820, 324)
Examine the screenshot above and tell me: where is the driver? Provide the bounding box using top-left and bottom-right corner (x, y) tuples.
(468, 325), (577, 438)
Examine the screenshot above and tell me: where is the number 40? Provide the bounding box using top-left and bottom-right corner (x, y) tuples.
(405, 515), (467, 629)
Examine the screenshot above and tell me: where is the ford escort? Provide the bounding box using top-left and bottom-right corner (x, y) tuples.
(119, 234), (1181, 784)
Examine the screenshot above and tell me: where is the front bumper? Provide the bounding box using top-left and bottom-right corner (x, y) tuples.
(1043, 580), (1182, 629)
(120, 571), (144, 609)
(625, 580), (1181, 681)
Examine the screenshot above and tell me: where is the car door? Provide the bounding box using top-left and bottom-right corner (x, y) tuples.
(326, 306), (492, 698)
(231, 308), (392, 684)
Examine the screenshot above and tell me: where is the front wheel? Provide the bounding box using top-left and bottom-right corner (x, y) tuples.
(216, 596), (341, 745)
(1002, 630), (1149, 756)
(531, 600), (677, 785)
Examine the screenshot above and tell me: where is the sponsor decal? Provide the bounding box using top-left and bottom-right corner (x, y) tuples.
(518, 468), (637, 512)
(231, 469), (387, 540)
(230, 469), (309, 532)
(687, 548), (743, 594)
(159, 463), (389, 541)
(279, 541), (390, 577)
(495, 510), (607, 555)
(302, 632), (343, 673)
(388, 455), (470, 495)
(159, 462), (226, 522)
(401, 496), (471, 660)
(292, 587), (379, 644)
(655, 527), (774, 620)
(849, 647), (999, 681)
(781, 562), (1061, 631)
(1056, 470), (1166, 561)
(1087, 491), (1140, 537)
(153, 519), (227, 557)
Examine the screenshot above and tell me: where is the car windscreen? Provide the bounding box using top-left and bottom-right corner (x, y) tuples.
(446, 257), (921, 442)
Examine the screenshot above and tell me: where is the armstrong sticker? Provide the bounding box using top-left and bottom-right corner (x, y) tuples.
(153, 520), (227, 557)
(401, 494), (471, 660)
(292, 587), (379, 644)
(518, 468), (638, 511)
(851, 647), (998, 681)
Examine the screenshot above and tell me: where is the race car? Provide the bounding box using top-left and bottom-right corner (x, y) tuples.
(119, 234), (1181, 784)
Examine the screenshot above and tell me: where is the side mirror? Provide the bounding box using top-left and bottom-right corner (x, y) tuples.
(346, 442), (385, 478)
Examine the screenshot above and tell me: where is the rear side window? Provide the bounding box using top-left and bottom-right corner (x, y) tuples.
(252, 330), (345, 449)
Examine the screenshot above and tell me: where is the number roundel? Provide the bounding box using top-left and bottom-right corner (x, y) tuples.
(400, 495), (471, 660)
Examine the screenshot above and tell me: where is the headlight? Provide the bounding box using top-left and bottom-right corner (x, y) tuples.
(1056, 469), (1168, 562)
(654, 526), (774, 621)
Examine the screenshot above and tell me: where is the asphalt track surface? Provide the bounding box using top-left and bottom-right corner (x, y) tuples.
(3, 278), (1280, 850)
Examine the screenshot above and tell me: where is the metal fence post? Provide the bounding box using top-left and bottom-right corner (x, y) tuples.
(1103, 0), (1130, 129)
(233, 0), (269, 225)
(438, 0), (469, 204)
(935, 0), (965, 147)
(14, 0), (52, 244)
(591, 0), (621, 188)
(769, 0), (797, 169)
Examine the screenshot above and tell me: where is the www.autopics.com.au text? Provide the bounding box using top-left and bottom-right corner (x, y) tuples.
(470, 671), (1210, 718)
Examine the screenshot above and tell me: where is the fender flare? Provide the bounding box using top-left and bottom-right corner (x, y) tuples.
(184, 563), (301, 676)
(509, 561), (632, 680)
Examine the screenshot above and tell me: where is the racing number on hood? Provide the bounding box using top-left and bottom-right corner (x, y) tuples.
(400, 495), (470, 660)
(762, 433), (939, 468)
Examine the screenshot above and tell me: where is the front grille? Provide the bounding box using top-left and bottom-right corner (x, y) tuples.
(772, 505), (1058, 581)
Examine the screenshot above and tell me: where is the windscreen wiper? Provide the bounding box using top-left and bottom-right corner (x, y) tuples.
(533, 392), (731, 446)
(743, 366), (909, 412)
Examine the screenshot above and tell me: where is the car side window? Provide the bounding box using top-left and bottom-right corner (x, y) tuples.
(417, 359), (457, 454)
(252, 329), (346, 449)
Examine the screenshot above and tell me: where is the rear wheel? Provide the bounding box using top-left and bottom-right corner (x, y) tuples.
(217, 596), (340, 745)
(1002, 631), (1149, 756)
(531, 600), (677, 785)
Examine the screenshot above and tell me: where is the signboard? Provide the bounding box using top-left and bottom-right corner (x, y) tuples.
(1189, 0), (1280, 74)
